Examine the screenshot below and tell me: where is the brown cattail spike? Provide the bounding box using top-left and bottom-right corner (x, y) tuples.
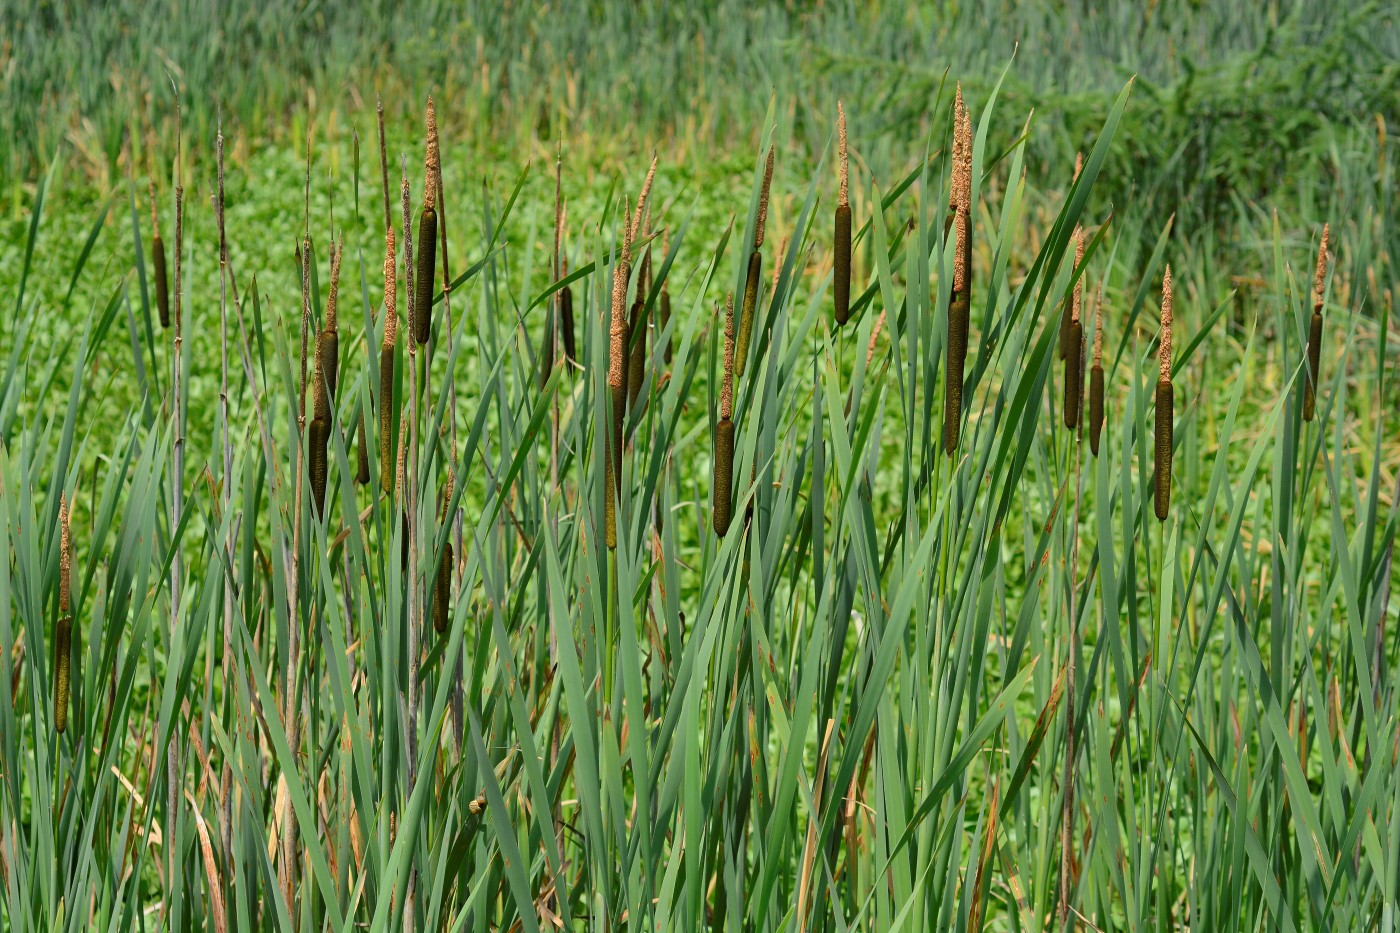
(736, 147), (773, 375)
(714, 294), (737, 537)
(834, 102), (852, 327)
(1089, 284), (1105, 456)
(1064, 227), (1085, 430)
(713, 419), (735, 538)
(309, 417), (330, 516)
(561, 283), (577, 366)
(1154, 266), (1174, 521)
(628, 207), (651, 409)
(434, 473), (453, 634)
(1304, 224), (1329, 421)
(414, 205), (438, 345)
(379, 228), (398, 494)
(55, 495), (72, 733)
(153, 234), (170, 329)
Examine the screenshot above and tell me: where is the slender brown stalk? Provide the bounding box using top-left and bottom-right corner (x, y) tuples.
(834, 102), (852, 327)
(1154, 265), (1174, 522)
(1303, 223), (1329, 422)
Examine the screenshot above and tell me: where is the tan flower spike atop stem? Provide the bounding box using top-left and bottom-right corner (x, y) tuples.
(1159, 264), (1173, 379)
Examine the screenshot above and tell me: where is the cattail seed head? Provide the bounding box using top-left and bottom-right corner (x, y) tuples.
(1071, 227), (1085, 325)
(1304, 310), (1323, 421)
(356, 412), (371, 485)
(153, 233), (170, 328)
(1159, 265), (1174, 379)
(309, 417), (330, 516)
(1093, 283), (1104, 367)
(610, 196), (632, 391)
(737, 249), (762, 377)
(1064, 320), (1083, 430)
(424, 97), (439, 211)
(561, 284), (577, 366)
(721, 292), (736, 421)
(434, 541), (453, 635)
(713, 418), (735, 538)
(838, 101), (849, 209)
(1089, 366), (1105, 456)
(834, 204), (853, 326)
(943, 295), (968, 455)
(1154, 378), (1174, 521)
(59, 494), (71, 614)
(755, 145), (775, 250)
(414, 206), (438, 345)
(1313, 223), (1329, 311)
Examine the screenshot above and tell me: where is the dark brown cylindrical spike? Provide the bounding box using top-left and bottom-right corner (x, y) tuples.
(379, 347), (396, 494)
(561, 286), (577, 366)
(1154, 378), (1174, 521)
(54, 614), (71, 733)
(414, 206), (438, 345)
(356, 412), (371, 485)
(1058, 303), (1071, 361)
(309, 417), (330, 516)
(713, 418), (736, 537)
(942, 295), (969, 455)
(434, 542), (452, 634)
(314, 330), (339, 423)
(153, 233), (170, 329)
(1089, 365), (1105, 456)
(1064, 320), (1082, 430)
(540, 309), (555, 390)
(834, 204), (852, 326)
(737, 250), (762, 376)
(1303, 310), (1323, 422)
(628, 296), (646, 410)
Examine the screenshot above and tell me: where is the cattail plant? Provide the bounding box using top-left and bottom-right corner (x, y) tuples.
(543, 152), (564, 390)
(1154, 265), (1174, 522)
(54, 494), (72, 734)
(1089, 284), (1105, 456)
(1303, 223), (1329, 422)
(736, 145), (774, 377)
(943, 87), (972, 456)
(434, 473), (453, 635)
(413, 99), (439, 346)
(834, 102), (852, 327)
(604, 158), (658, 548)
(1060, 153), (1084, 359)
(1064, 226), (1085, 430)
(713, 292), (737, 537)
(310, 240), (342, 515)
(379, 228), (398, 494)
(149, 184), (170, 329)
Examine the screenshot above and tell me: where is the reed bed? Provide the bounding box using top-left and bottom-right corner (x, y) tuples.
(1, 62), (1396, 933)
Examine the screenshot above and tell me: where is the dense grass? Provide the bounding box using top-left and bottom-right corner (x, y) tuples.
(3, 4), (1400, 931)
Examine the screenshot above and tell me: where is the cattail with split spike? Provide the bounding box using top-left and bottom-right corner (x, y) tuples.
(1304, 223), (1329, 421)
(714, 292), (737, 537)
(54, 494), (72, 734)
(1154, 265), (1174, 522)
(414, 98), (439, 346)
(379, 228), (398, 494)
(1064, 226), (1085, 430)
(1089, 283), (1105, 456)
(737, 145), (774, 376)
(943, 86), (972, 456)
(150, 183), (170, 328)
(834, 102), (852, 326)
